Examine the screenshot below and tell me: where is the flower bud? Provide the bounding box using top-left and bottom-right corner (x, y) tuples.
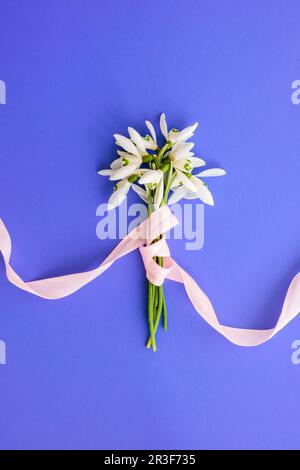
(142, 155), (154, 163)
(128, 174), (138, 183)
(161, 162), (171, 173)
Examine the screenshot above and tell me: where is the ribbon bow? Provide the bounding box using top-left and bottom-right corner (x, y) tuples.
(1, 205), (300, 347)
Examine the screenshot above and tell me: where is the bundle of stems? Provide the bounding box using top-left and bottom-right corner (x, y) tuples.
(146, 143), (175, 351)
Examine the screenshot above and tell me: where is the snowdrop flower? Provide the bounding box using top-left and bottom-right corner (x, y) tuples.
(169, 142), (206, 193)
(107, 133), (144, 180)
(128, 124), (159, 153)
(160, 113), (198, 144)
(168, 168), (226, 206)
(108, 153), (142, 181)
(111, 126), (158, 180)
(98, 167), (147, 209)
(144, 120), (158, 150)
(131, 184), (148, 203)
(107, 178), (132, 210)
(98, 171), (144, 210)
(127, 127), (149, 155)
(116, 125), (156, 156)
(114, 133), (144, 157)
(99, 159), (148, 181)
(139, 169), (164, 209)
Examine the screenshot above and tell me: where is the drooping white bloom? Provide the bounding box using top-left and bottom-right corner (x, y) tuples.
(168, 142), (206, 192)
(160, 113), (198, 144)
(144, 120), (158, 150)
(114, 133), (143, 157)
(99, 146), (144, 181)
(111, 126), (158, 179)
(139, 169), (164, 209)
(128, 127), (148, 155)
(107, 178), (132, 210)
(98, 167), (147, 210)
(110, 154), (142, 181)
(132, 184), (148, 203)
(168, 168), (226, 206)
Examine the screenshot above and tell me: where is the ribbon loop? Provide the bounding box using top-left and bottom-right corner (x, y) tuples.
(139, 238), (174, 286)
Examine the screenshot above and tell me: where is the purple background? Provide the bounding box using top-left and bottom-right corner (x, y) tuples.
(0, 0), (300, 450)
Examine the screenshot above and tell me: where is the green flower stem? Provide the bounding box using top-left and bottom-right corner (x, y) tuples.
(146, 253), (168, 349)
(162, 296), (167, 331)
(146, 188), (157, 351)
(148, 282), (156, 351)
(146, 292), (163, 349)
(155, 142), (172, 167)
(158, 256), (167, 332)
(161, 164), (174, 206)
(147, 298), (163, 348)
(154, 281), (159, 309)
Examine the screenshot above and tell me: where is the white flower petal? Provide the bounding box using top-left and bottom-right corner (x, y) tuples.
(170, 174), (181, 188)
(145, 120), (157, 145)
(153, 177), (164, 209)
(160, 113), (168, 140)
(175, 122), (198, 143)
(168, 185), (189, 205)
(107, 180), (131, 210)
(139, 169), (162, 185)
(131, 184), (148, 203)
(128, 127), (147, 154)
(192, 177), (214, 205)
(175, 169), (197, 192)
(110, 158), (122, 170)
(136, 168), (148, 176)
(109, 163), (139, 181)
(168, 129), (181, 143)
(189, 157), (206, 168)
(171, 142), (195, 161)
(184, 191), (198, 200)
(121, 155), (141, 165)
(143, 137), (157, 150)
(114, 134), (139, 155)
(172, 158), (193, 172)
(98, 169), (112, 176)
(117, 150), (131, 158)
(196, 168), (226, 177)
(112, 154), (140, 171)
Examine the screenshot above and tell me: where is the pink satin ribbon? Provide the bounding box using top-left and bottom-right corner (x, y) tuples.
(1, 205), (300, 346)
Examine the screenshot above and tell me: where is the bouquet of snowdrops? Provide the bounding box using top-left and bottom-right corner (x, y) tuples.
(98, 113), (225, 351)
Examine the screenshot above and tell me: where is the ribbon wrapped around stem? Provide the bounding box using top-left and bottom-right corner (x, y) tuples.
(1, 205), (300, 347)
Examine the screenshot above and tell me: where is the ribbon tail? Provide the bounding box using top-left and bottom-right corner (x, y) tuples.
(167, 260), (300, 347)
(0, 206), (178, 300)
(0, 219), (133, 299)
